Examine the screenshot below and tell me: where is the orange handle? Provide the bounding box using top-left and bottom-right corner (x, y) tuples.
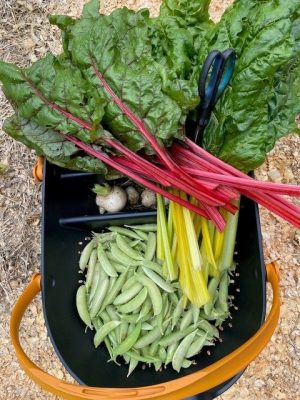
(10, 263), (280, 400)
(32, 156), (44, 182)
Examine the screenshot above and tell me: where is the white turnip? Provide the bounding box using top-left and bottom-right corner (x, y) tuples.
(93, 184), (127, 214)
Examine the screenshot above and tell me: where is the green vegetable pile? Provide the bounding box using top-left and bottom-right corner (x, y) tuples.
(76, 224), (231, 375)
(0, 0), (299, 175)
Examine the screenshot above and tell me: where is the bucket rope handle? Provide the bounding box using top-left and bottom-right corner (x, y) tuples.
(10, 262), (280, 400)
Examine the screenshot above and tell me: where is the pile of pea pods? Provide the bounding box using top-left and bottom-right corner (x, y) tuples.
(76, 224), (232, 376)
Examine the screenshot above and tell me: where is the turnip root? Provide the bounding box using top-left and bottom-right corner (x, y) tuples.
(141, 189), (156, 208)
(126, 186), (139, 205)
(93, 184), (127, 213)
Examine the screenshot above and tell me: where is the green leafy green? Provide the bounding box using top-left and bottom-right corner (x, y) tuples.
(0, 0), (299, 174)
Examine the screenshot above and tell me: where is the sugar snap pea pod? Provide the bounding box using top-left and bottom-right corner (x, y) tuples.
(126, 350), (160, 363)
(106, 305), (120, 322)
(198, 320), (219, 338)
(171, 296), (184, 330)
(117, 287), (148, 314)
(88, 263), (101, 304)
(158, 325), (196, 347)
(90, 277), (109, 319)
(169, 292), (179, 307)
(108, 331), (118, 347)
(152, 312), (164, 335)
(144, 232), (157, 261)
(85, 249), (97, 291)
(134, 326), (162, 349)
(108, 277), (117, 293)
(165, 342), (178, 366)
(94, 321), (121, 348)
(204, 277), (220, 316)
(93, 231), (117, 243)
(108, 226), (141, 240)
(100, 310), (110, 324)
(137, 298), (152, 322)
(127, 358), (139, 378)
(142, 267), (175, 293)
(141, 345), (150, 358)
(110, 243), (139, 267)
(185, 333), (208, 358)
(182, 359), (193, 369)
(217, 271), (229, 313)
(111, 261), (127, 273)
(180, 307), (193, 331)
(149, 338), (160, 357)
(116, 234), (143, 261)
(92, 318), (102, 331)
(118, 322), (129, 342)
(140, 260), (164, 276)
(99, 270), (128, 312)
(122, 275), (138, 292)
(125, 224), (157, 232)
(159, 347), (167, 362)
(136, 242), (147, 252)
(142, 322), (153, 331)
(114, 282), (143, 306)
(76, 285), (92, 329)
(133, 229), (148, 241)
(113, 323), (142, 357)
(136, 275), (162, 316)
(123, 354), (130, 364)
(104, 337), (113, 358)
(192, 305), (200, 326)
(154, 361), (162, 371)
(172, 331), (197, 373)
(129, 239), (141, 248)
(79, 239), (95, 271)
(97, 243), (118, 277)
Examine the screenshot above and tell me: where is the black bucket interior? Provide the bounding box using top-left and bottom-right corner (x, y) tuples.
(41, 161), (266, 399)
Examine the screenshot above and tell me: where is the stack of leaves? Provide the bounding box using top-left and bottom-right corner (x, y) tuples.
(0, 0), (299, 229)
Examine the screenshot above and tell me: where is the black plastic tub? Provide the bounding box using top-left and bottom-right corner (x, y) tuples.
(41, 161), (266, 400)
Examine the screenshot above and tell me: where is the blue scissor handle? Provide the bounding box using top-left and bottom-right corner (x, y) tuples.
(195, 48), (236, 145)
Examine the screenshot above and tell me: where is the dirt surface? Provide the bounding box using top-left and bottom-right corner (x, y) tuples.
(0, 1), (299, 399)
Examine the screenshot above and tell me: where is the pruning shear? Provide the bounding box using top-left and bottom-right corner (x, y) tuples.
(194, 48), (236, 145)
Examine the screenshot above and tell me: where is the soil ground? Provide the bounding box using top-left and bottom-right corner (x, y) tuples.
(0, 1), (299, 399)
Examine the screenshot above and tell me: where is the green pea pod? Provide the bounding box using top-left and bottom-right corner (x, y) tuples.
(108, 227), (141, 240)
(106, 305), (120, 322)
(85, 249), (97, 291)
(159, 347), (167, 362)
(79, 240), (95, 271)
(116, 234), (143, 261)
(104, 337), (113, 358)
(76, 285), (92, 329)
(171, 296), (184, 330)
(126, 224), (157, 232)
(118, 322), (129, 342)
(172, 331), (197, 373)
(90, 276), (110, 319)
(185, 333), (208, 358)
(133, 229), (148, 241)
(126, 350), (160, 364)
(180, 307), (193, 331)
(182, 359), (193, 369)
(144, 232), (156, 261)
(142, 267), (175, 293)
(140, 260), (164, 277)
(169, 292), (179, 307)
(217, 271), (229, 313)
(113, 323), (142, 357)
(117, 287), (148, 314)
(165, 342), (178, 366)
(192, 305), (200, 325)
(99, 270), (128, 313)
(154, 361), (162, 371)
(127, 358), (139, 378)
(93, 232), (117, 243)
(97, 243), (118, 277)
(141, 322), (153, 331)
(136, 275), (162, 316)
(204, 277), (220, 316)
(149, 338), (160, 357)
(134, 327), (162, 349)
(114, 282), (143, 306)
(198, 320), (219, 339)
(121, 275), (138, 293)
(158, 325), (196, 347)
(88, 264), (100, 304)
(137, 298), (152, 322)
(110, 243), (139, 267)
(129, 239), (142, 248)
(93, 321), (121, 348)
